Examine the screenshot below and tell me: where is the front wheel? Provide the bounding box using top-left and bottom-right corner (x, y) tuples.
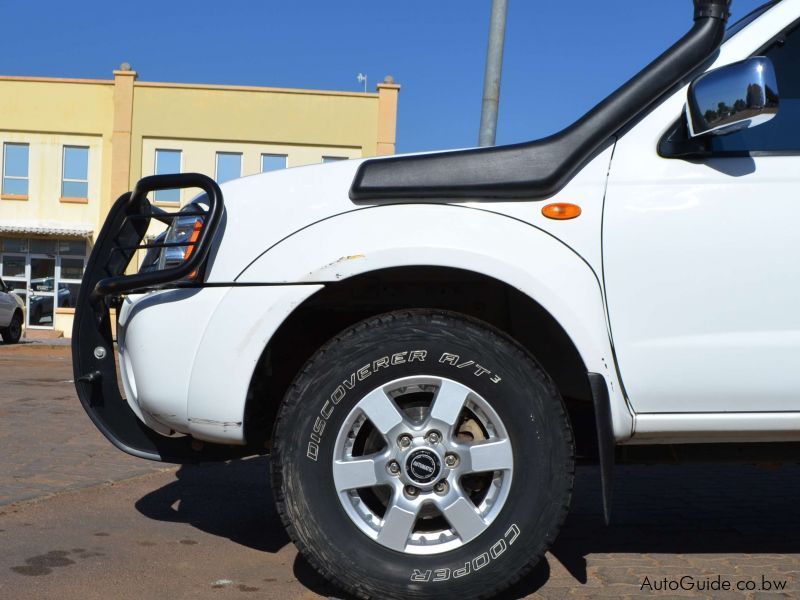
(271, 310), (574, 599)
(1, 311), (22, 344)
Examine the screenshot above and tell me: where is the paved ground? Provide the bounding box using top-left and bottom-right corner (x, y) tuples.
(0, 342), (168, 505)
(1, 344), (799, 599)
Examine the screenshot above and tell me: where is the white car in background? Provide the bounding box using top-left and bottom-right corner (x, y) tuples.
(73, 0), (800, 598)
(0, 277), (24, 344)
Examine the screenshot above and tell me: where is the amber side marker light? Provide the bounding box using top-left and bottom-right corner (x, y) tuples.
(542, 202), (582, 220)
(183, 218), (204, 279)
(182, 218), (204, 262)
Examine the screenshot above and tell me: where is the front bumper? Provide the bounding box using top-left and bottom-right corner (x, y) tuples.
(71, 173), (254, 463)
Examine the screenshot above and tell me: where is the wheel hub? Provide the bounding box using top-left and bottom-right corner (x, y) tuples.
(405, 448), (441, 485)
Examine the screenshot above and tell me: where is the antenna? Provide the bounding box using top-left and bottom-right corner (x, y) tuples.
(357, 73), (368, 93)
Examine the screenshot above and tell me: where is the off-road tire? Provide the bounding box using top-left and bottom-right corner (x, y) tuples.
(271, 310), (574, 599)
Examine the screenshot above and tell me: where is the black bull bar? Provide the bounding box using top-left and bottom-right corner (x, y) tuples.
(71, 173), (254, 462)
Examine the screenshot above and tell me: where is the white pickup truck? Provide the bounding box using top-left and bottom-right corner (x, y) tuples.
(72, 0), (798, 597)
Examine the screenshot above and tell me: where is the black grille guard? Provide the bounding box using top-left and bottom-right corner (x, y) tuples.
(71, 173), (254, 462)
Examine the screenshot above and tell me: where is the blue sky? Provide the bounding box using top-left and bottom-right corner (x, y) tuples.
(0, 0), (766, 153)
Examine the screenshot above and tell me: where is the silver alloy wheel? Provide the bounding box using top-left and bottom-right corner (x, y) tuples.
(332, 376), (514, 555)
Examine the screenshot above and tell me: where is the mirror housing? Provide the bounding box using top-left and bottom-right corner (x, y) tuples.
(686, 56), (779, 138)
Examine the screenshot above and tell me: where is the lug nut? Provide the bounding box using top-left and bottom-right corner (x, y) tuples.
(398, 435), (413, 449)
(427, 431), (441, 444)
(405, 485), (420, 497)
(434, 480), (449, 494)
(387, 461), (400, 475)
(444, 454), (459, 468)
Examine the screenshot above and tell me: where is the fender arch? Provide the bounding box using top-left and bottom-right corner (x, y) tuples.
(229, 203), (632, 441)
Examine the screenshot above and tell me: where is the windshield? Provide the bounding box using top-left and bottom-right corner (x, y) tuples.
(724, 0), (780, 41)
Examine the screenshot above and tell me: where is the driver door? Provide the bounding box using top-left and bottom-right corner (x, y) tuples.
(603, 24), (800, 414)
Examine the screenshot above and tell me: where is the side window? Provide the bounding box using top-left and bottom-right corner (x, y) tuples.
(713, 25), (800, 153)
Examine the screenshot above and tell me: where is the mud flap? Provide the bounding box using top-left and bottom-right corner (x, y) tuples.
(588, 372), (615, 524)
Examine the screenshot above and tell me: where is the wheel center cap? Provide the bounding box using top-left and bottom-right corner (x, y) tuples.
(406, 449), (441, 484)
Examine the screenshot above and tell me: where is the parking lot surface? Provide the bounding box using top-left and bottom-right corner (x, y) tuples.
(1, 343), (799, 599)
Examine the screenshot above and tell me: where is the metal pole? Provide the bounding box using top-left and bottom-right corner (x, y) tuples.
(478, 0), (508, 147)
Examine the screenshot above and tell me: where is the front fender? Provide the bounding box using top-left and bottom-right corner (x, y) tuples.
(237, 204), (633, 440)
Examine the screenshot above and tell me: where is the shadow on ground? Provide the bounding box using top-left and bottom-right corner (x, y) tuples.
(136, 460), (800, 598)
(135, 456), (288, 553)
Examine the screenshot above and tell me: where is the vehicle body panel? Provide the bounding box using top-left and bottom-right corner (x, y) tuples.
(603, 0), (800, 415)
(118, 284), (322, 443)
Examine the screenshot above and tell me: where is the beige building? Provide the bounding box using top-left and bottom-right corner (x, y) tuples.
(0, 65), (399, 336)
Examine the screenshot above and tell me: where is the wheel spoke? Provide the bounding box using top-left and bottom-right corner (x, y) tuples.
(467, 438), (513, 473)
(442, 497), (487, 542)
(332, 458), (380, 492)
(429, 379), (469, 428)
(377, 501), (419, 551)
(358, 387), (405, 435)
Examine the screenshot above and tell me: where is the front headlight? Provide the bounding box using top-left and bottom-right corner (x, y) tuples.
(139, 205), (205, 277)
(159, 213), (204, 270)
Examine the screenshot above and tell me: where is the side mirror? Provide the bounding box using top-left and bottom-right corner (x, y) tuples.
(686, 56), (779, 138)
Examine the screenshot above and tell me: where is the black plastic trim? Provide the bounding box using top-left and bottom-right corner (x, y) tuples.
(589, 372), (615, 525)
(350, 0), (731, 202)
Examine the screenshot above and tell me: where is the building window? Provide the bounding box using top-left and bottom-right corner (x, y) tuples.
(61, 146), (89, 199)
(322, 155), (348, 163)
(2, 143), (29, 197)
(261, 153), (287, 173)
(216, 152), (242, 184)
(1, 238), (27, 253)
(154, 149), (182, 203)
(0, 236), (87, 328)
(57, 255), (84, 309)
(30, 239), (57, 254)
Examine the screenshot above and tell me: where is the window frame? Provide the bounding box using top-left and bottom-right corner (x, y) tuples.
(2, 142), (30, 199)
(322, 155), (348, 163)
(153, 148), (183, 204)
(215, 151), (243, 183)
(60, 145), (90, 201)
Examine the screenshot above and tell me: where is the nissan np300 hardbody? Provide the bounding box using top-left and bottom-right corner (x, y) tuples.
(73, 1), (799, 597)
